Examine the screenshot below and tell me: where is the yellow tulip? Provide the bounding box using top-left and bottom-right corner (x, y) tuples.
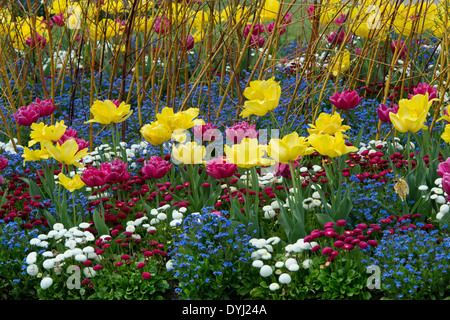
(441, 124), (450, 144)
(101, 0), (126, 13)
(224, 138), (274, 168)
(140, 121), (173, 146)
(0, 9), (11, 35)
(29, 121), (67, 147)
(172, 141), (206, 165)
(22, 146), (50, 166)
(42, 139), (89, 168)
(330, 50), (351, 77)
(85, 100), (132, 125)
(348, 1), (392, 39)
(88, 19), (117, 41)
(261, 0), (280, 22)
(156, 107), (200, 131)
(308, 132), (358, 158)
(220, 5), (250, 24)
(239, 77), (281, 118)
(58, 173), (85, 192)
(267, 132), (315, 164)
(393, 4), (436, 36)
(50, 0), (72, 15)
(389, 93), (437, 133)
(307, 111), (351, 136)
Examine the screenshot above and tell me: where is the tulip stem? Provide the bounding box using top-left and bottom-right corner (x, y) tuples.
(153, 178), (159, 208)
(72, 191), (77, 227)
(406, 132), (411, 172)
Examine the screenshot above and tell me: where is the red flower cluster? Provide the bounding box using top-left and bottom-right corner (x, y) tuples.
(304, 219), (381, 264)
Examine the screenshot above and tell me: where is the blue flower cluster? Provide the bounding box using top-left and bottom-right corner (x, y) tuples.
(368, 227), (450, 299)
(168, 208), (255, 299)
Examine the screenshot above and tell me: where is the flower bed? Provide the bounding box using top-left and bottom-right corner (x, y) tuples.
(0, 0), (449, 302)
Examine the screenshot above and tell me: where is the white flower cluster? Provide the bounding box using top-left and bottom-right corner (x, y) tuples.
(147, 204), (187, 228)
(0, 139), (22, 155)
(249, 237), (315, 292)
(25, 222), (100, 290)
(428, 178), (450, 220)
(42, 50), (83, 71)
(239, 171), (282, 187)
(358, 139), (387, 155)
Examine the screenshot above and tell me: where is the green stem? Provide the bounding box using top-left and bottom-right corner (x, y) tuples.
(406, 132), (411, 172)
(153, 178), (159, 208)
(72, 190), (77, 226)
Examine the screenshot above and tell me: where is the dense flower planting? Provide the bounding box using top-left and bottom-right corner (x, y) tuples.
(0, 0), (450, 302)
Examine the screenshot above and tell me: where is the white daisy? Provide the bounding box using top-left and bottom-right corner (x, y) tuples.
(279, 273), (291, 284)
(26, 264), (39, 276)
(259, 265), (273, 277)
(40, 277), (53, 289)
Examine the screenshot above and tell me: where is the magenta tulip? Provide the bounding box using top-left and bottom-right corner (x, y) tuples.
(438, 158), (450, 178)
(408, 83), (438, 101)
(13, 105), (41, 126)
(193, 122), (218, 142)
(377, 103), (399, 123)
(225, 121), (258, 144)
(140, 156), (172, 179)
(329, 90), (363, 110)
(32, 98), (56, 117)
(81, 167), (107, 187)
(205, 158), (237, 180)
(101, 158), (130, 184)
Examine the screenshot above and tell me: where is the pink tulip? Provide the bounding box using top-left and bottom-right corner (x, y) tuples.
(273, 158), (300, 179)
(25, 33), (47, 48)
(140, 156), (172, 179)
(437, 158), (450, 177)
(244, 23), (265, 38)
(377, 103), (399, 123)
(0, 156), (8, 171)
(32, 98), (56, 117)
(13, 105), (41, 126)
(250, 35), (265, 49)
(193, 122), (218, 142)
(81, 167), (108, 187)
(153, 16), (169, 34)
(329, 90), (363, 110)
(391, 40), (407, 60)
(408, 83), (437, 101)
(307, 5), (315, 19)
(225, 121), (258, 144)
(443, 173), (450, 201)
(52, 13), (65, 27)
(183, 35), (195, 51)
(326, 30), (352, 45)
(205, 158), (237, 180)
(100, 158), (130, 184)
